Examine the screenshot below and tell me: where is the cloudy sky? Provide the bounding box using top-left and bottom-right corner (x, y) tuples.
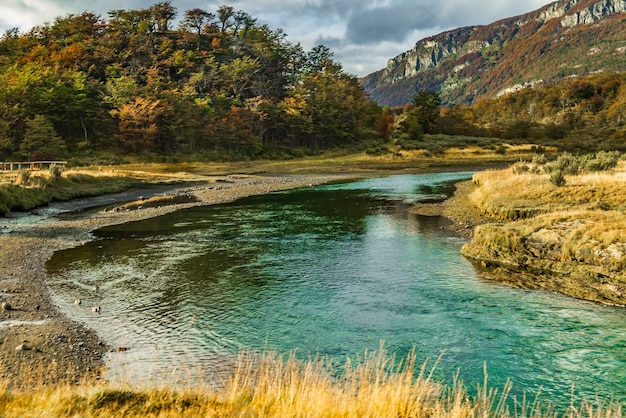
(0, 0), (551, 76)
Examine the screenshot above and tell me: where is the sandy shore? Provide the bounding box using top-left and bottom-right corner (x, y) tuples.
(0, 173), (353, 388)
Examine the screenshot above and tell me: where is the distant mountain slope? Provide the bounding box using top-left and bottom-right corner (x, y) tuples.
(361, 0), (626, 106)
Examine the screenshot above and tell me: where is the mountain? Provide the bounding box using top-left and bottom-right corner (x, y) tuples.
(361, 0), (626, 106)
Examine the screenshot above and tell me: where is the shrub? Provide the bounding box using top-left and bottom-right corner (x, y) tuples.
(549, 152), (579, 175)
(545, 151), (621, 176)
(14, 169), (31, 185)
(580, 150), (620, 172)
(512, 163), (530, 174)
(49, 163), (64, 179)
(396, 138), (423, 151)
(532, 154), (548, 166)
(550, 169), (566, 187)
(365, 145), (391, 156)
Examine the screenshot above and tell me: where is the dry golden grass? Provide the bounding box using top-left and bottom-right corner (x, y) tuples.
(0, 166), (206, 214)
(469, 161), (626, 220)
(1, 349), (621, 418)
(464, 158), (626, 290)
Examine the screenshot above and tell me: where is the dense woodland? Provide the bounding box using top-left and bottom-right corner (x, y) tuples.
(1, 2), (626, 164)
(391, 71), (626, 154)
(0, 2), (381, 162)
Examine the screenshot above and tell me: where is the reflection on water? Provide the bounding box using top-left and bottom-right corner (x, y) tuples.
(46, 173), (626, 407)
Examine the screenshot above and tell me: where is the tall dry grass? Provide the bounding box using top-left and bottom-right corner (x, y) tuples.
(0, 168), (153, 214)
(469, 161), (626, 221)
(0, 349), (622, 417)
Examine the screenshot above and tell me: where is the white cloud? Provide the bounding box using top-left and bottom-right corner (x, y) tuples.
(0, 0), (65, 32)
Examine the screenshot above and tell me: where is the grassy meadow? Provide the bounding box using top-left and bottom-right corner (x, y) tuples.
(466, 154), (626, 266)
(0, 165), (209, 215)
(0, 168), (140, 214)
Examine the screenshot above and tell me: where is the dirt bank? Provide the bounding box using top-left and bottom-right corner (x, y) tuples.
(441, 177), (626, 307)
(409, 180), (496, 239)
(0, 174), (352, 388)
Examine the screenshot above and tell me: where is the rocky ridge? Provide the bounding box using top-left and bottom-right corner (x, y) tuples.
(362, 0), (626, 106)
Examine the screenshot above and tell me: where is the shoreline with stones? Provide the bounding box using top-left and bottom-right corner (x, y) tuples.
(0, 173), (355, 388)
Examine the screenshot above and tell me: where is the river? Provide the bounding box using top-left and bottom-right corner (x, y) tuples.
(46, 172), (626, 408)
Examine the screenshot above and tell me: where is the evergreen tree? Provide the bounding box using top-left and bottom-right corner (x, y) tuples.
(20, 115), (66, 160)
(412, 91), (441, 134)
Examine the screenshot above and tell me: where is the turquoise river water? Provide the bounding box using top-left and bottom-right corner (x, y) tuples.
(46, 172), (626, 409)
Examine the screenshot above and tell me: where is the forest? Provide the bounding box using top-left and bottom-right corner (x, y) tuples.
(0, 2), (381, 163)
(390, 71), (626, 155)
(1, 1), (626, 165)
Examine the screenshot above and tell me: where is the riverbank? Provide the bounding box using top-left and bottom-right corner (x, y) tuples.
(448, 160), (626, 306)
(6, 154), (624, 388)
(0, 173), (354, 387)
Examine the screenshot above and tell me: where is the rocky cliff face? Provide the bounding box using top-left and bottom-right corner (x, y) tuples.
(383, 27), (479, 83)
(362, 0), (626, 106)
(560, 0), (626, 26)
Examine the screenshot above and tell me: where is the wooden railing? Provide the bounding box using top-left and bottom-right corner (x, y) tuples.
(0, 161), (67, 172)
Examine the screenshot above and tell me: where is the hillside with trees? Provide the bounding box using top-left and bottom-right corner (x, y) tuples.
(388, 70), (626, 155)
(0, 3), (381, 163)
(362, 0), (626, 107)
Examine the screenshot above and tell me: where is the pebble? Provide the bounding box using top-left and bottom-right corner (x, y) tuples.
(15, 343), (30, 351)
(1, 302), (11, 311)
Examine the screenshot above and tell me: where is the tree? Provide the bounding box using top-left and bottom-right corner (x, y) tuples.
(0, 118), (14, 156)
(217, 5), (235, 35)
(0, 28), (20, 63)
(306, 45), (339, 75)
(50, 12), (102, 48)
(219, 56), (261, 99)
(0, 3), (382, 159)
(112, 97), (165, 153)
(397, 111), (423, 141)
(20, 115), (66, 159)
(180, 8), (215, 51)
(153, 1), (177, 32)
(411, 91), (441, 134)
(376, 111), (394, 141)
(108, 9), (154, 35)
(233, 10), (256, 39)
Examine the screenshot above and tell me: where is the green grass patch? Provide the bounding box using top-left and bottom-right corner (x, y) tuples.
(0, 172), (141, 215)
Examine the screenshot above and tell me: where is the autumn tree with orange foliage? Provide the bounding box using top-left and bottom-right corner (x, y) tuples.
(0, 3), (383, 162)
